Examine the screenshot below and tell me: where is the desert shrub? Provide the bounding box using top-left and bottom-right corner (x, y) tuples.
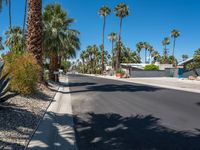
(116, 69), (125, 74)
(3, 52), (40, 95)
(144, 64), (159, 71)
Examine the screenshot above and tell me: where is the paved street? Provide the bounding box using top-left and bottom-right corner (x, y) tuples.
(69, 74), (200, 150)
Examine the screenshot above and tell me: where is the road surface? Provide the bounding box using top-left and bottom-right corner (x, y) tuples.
(69, 74), (200, 150)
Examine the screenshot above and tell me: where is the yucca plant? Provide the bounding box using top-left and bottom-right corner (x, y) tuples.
(0, 63), (11, 103)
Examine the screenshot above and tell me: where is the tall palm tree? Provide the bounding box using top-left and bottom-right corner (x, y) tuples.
(27, 0), (43, 79)
(171, 29), (180, 66)
(114, 3), (129, 70)
(108, 32), (117, 68)
(99, 6), (111, 73)
(162, 37), (170, 64)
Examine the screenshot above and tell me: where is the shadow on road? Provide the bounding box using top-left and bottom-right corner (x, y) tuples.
(87, 84), (161, 93)
(62, 83), (162, 95)
(196, 102), (200, 106)
(67, 82), (96, 87)
(74, 113), (200, 150)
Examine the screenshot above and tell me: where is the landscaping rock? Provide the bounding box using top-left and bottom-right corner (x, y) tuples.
(188, 76), (196, 80)
(0, 83), (58, 150)
(196, 76), (200, 81)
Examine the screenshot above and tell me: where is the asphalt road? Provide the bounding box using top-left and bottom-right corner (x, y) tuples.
(68, 74), (200, 150)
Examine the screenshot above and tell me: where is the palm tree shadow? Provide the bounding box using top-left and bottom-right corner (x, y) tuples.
(0, 92), (18, 103)
(0, 106), (42, 149)
(26, 112), (76, 150)
(74, 113), (200, 150)
(59, 82), (162, 95)
(87, 84), (161, 93)
(67, 82), (96, 87)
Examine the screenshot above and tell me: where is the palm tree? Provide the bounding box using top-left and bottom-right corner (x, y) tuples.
(27, 0), (43, 79)
(136, 42), (144, 61)
(108, 32), (117, 68)
(99, 6), (111, 73)
(114, 3), (129, 70)
(171, 29), (180, 66)
(5, 26), (25, 54)
(162, 37), (170, 64)
(43, 4), (80, 81)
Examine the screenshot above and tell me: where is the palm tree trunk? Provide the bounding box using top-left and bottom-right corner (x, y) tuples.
(8, 0), (11, 29)
(112, 41), (114, 69)
(49, 51), (58, 81)
(102, 16), (106, 73)
(22, 0), (27, 51)
(23, 0), (27, 34)
(116, 17), (123, 70)
(172, 38), (176, 66)
(164, 45), (167, 64)
(58, 55), (62, 69)
(28, 0), (43, 80)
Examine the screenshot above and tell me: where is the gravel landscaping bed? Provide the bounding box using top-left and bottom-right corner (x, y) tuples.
(0, 83), (59, 150)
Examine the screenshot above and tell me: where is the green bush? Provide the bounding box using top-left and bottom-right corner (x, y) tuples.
(3, 52), (40, 95)
(116, 69), (125, 74)
(144, 64), (159, 71)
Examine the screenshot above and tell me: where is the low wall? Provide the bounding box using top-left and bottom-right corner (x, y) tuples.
(129, 68), (200, 78)
(130, 70), (166, 78)
(183, 69), (200, 78)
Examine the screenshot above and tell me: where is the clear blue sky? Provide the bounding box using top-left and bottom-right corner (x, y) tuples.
(0, 0), (200, 61)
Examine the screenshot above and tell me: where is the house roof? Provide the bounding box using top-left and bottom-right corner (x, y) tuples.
(178, 58), (193, 66)
(121, 63), (147, 70)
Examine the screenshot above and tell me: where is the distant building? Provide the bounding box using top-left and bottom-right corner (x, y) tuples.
(178, 58), (193, 69)
(121, 63), (174, 71)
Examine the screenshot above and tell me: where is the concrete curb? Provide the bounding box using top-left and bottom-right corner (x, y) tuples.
(81, 74), (200, 94)
(26, 76), (77, 150)
(24, 85), (61, 150)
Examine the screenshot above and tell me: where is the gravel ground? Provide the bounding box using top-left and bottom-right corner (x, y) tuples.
(0, 83), (58, 150)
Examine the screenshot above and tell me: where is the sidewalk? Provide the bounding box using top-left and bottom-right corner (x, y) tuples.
(26, 76), (77, 150)
(83, 74), (200, 94)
